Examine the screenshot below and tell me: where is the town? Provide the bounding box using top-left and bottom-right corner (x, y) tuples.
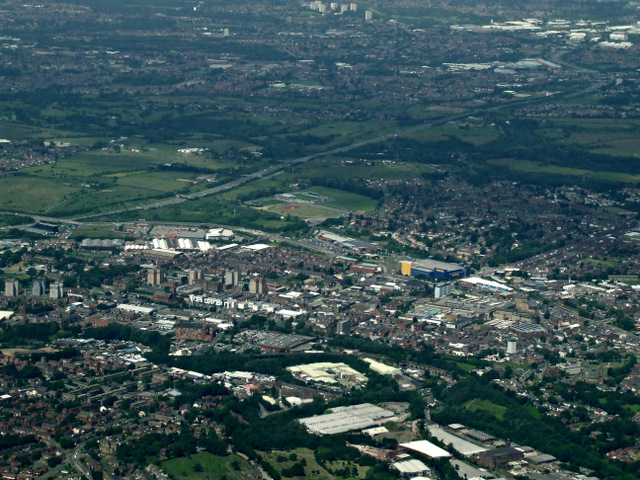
(2, 0), (640, 479)
(1, 189), (640, 479)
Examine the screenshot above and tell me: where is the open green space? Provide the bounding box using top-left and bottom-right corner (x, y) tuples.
(464, 398), (508, 421)
(0, 176), (79, 214)
(262, 204), (342, 219)
(260, 447), (368, 480)
(406, 122), (500, 146)
(162, 452), (250, 480)
(537, 118), (640, 157)
(100, 197), (308, 234)
(487, 158), (640, 184)
(584, 257), (619, 268)
(454, 361), (478, 373)
(68, 227), (129, 240)
(304, 186), (379, 213)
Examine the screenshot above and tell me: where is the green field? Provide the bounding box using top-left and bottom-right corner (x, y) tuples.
(306, 186), (379, 212)
(407, 123), (500, 146)
(162, 452), (250, 480)
(539, 118), (640, 157)
(487, 158), (640, 184)
(260, 448), (369, 480)
(264, 204), (342, 219)
(584, 257), (619, 268)
(0, 176), (79, 213)
(465, 398), (507, 421)
(454, 361), (478, 373)
(68, 227), (129, 240)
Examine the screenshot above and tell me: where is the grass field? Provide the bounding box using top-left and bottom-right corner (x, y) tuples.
(584, 257), (619, 268)
(488, 158), (640, 184)
(162, 452), (250, 480)
(264, 204), (342, 219)
(454, 361), (478, 372)
(68, 227), (129, 240)
(465, 398), (507, 421)
(542, 118), (640, 157)
(0, 176), (79, 213)
(305, 186), (379, 212)
(260, 448), (369, 480)
(407, 123), (499, 146)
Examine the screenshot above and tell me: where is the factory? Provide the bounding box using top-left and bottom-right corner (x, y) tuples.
(458, 276), (513, 294)
(399, 259), (469, 280)
(318, 230), (382, 252)
(299, 403), (395, 435)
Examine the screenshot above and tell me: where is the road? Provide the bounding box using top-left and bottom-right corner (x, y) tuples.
(37, 439), (91, 480)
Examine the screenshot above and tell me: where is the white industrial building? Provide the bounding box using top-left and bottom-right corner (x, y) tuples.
(300, 403), (395, 435)
(391, 458), (432, 478)
(399, 439), (451, 459)
(459, 277), (513, 294)
(426, 425), (487, 456)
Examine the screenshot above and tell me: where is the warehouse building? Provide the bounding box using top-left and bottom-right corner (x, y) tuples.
(318, 231), (382, 252)
(476, 447), (524, 469)
(459, 277), (513, 294)
(391, 458), (431, 478)
(427, 425), (487, 457)
(299, 403), (394, 435)
(399, 440), (451, 459)
(399, 259), (469, 280)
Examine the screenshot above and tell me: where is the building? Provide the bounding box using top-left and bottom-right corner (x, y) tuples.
(224, 270), (239, 287)
(507, 337), (517, 355)
(318, 231), (382, 252)
(336, 318), (351, 335)
(80, 238), (124, 250)
(365, 10), (372, 21)
(249, 277), (265, 294)
(476, 447), (524, 469)
(4, 279), (19, 297)
(32, 278), (46, 297)
(147, 268), (165, 286)
(299, 403), (394, 435)
(434, 283), (452, 298)
(399, 259), (469, 280)
(391, 458), (431, 479)
(32, 222), (59, 234)
(399, 440), (451, 459)
(188, 268), (203, 285)
(255, 333), (315, 353)
(175, 321), (216, 342)
(350, 263), (379, 275)
(459, 277), (513, 294)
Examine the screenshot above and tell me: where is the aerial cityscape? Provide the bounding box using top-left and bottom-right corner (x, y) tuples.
(2, 0), (640, 479)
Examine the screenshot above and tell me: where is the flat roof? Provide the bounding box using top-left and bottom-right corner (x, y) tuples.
(216, 243), (238, 251)
(363, 358), (401, 376)
(392, 459), (431, 474)
(243, 243), (271, 251)
(412, 258), (466, 271)
(300, 403), (395, 435)
(116, 304), (157, 315)
(460, 277), (513, 292)
(427, 425), (487, 456)
(400, 440), (451, 459)
(287, 362), (368, 384)
(510, 323), (545, 334)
